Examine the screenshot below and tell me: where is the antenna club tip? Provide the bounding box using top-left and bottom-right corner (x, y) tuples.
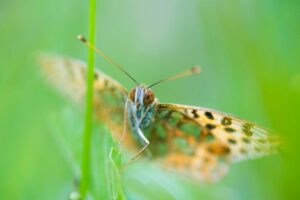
(191, 65), (201, 74)
(77, 35), (87, 43)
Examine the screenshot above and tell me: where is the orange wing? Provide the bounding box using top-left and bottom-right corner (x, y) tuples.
(143, 103), (280, 182)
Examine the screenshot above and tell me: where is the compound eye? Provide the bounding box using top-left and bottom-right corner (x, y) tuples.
(143, 90), (155, 105)
(129, 88), (136, 101)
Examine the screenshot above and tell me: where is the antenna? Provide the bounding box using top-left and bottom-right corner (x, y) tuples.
(148, 65), (201, 88)
(77, 35), (138, 84)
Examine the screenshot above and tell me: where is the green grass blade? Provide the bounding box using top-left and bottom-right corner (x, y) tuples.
(80, 0), (96, 197)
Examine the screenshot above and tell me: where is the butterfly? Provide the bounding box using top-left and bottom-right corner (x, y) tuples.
(38, 36), (280, 182)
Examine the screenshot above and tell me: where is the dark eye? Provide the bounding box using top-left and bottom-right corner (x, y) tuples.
(129, 88), (136, 101)
(143, 91), (154, 105)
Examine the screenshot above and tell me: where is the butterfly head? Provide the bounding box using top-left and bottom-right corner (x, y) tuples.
(129, 85), (155, 108)
(127, 85), (156, 129)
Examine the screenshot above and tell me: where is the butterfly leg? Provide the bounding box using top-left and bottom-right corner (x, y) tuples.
(126, 127), (150, 165)
(129, 140), (150, 163)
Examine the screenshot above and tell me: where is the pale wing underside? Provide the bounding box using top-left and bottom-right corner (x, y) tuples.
(146, 103), (280, 182)
(38, 53), (127, 103)
(38, 54), (138, 149)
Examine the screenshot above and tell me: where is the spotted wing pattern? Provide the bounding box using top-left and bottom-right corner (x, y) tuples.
(144, 103), (280, 182)
(38, 54), (280, 182)
(38, 54), (137, 148)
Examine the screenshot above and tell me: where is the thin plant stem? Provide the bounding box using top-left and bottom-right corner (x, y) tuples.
(80, 0), (96, 197)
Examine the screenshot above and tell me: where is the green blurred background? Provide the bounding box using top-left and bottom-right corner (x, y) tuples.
(1, 0), (300, 199)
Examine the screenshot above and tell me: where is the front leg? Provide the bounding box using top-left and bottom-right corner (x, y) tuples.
(129, 126), (150, 163)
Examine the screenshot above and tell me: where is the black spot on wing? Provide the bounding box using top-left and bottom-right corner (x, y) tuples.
(242, 137), (251, 144)
(191, 109), (199, 118)
(242, 123), (254, 137)
(205, 124), (216, 130)
(158, 104), (169, 109)
(221, 117), (232, 126)
(224, 127), (235, 133)
(204, 111), (214, 120)
(228, 138), (237, 144)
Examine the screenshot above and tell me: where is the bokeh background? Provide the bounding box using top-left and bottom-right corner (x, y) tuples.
(1, 0), (300, 199)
